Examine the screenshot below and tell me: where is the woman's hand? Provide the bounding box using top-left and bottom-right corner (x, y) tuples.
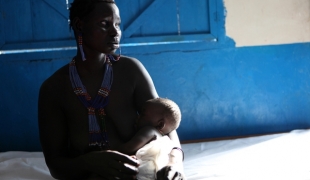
(83, 150), (139, 180)
(156, 166), (185, 180)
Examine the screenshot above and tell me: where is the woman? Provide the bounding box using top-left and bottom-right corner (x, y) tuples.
(38, 0), (184, 179)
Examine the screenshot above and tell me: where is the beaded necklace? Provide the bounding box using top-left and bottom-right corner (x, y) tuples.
(69, 54), (118, 149)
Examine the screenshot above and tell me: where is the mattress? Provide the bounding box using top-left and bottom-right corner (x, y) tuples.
(1, 129), (310, 180)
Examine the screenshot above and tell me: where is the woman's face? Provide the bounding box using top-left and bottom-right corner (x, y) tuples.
(81, 3), (121, 54)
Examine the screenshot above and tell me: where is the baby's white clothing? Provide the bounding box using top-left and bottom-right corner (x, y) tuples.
(136, 136), (174, 180)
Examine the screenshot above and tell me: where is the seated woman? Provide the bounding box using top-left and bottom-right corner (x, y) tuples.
(38, 0), (185, 179)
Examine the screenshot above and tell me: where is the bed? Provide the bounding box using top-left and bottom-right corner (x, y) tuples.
(1, 129), (310, 180)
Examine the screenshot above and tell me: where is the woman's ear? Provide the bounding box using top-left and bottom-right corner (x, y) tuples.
(72, 17), (83, 32)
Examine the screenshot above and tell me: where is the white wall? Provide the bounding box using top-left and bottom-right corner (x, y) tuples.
(225, 0), (310, 47)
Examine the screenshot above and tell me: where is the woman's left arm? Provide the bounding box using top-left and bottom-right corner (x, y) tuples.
(131, 57), (185, 179)
(158, 130), (186, 180)
(129, 57), (158, 110)
(168, 130), (184, 165)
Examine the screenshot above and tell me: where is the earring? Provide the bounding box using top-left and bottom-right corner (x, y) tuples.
(78, 33), (86, 61)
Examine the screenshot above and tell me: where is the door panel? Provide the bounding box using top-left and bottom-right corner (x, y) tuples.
(0, 0), (73, 50)
(116, 0), (216, 45)
(178, 0), (210, 34)
(0, 0), (218, 54)
(1, 1), (33, 44)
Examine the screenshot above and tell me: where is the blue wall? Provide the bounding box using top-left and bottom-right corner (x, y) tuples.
(1, 0), (310, 151)
(137, 43), (310, 141)
(1, 42), (310, 151)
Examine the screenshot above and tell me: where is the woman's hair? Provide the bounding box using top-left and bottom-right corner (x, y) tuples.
(69, 0), (115, 29)
(147, 98), (182, 131)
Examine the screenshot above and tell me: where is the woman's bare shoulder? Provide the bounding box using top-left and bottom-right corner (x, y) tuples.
(40, 64), (69, 93)
(118, 55), (139, 62)
(115, 55), (144, 68)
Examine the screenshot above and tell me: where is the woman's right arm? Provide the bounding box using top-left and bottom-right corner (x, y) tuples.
(38, 79), (139, 180)
(38, 79), (88, 179)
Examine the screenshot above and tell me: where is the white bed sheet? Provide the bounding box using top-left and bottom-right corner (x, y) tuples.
(183, 129), (310, 180)
(1, 129), (310, 180)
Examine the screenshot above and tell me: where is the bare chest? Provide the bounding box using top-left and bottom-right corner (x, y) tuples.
(61, 72), (138, 152)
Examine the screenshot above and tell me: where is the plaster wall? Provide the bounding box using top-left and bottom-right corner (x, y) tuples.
(225, 0), (310, 46)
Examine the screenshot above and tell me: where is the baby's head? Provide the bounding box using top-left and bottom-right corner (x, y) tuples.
(137, 98), (181, 135)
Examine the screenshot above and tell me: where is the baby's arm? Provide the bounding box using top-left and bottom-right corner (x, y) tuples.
(114, 126), (162, 155)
